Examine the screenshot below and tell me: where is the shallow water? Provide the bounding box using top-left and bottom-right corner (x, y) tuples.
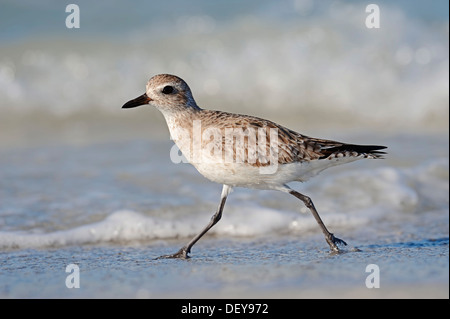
(1, 236), (448, 298)
(0, 133), (448, 298)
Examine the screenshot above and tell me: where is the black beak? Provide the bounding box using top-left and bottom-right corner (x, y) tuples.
(122, 93), (152, 109)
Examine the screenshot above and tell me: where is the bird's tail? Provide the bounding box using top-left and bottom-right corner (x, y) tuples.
(318, 144), (387, 160)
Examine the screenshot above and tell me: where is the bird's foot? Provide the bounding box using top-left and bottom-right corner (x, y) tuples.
(155, 246), (190, 260)
(326, 233), (347, 253)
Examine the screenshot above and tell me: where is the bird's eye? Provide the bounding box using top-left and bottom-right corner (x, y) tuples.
(162, 86), (174, 94)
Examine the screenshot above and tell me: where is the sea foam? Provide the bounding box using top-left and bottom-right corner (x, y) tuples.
(0, 1), (447, 131)
(0, 159), (447, 250)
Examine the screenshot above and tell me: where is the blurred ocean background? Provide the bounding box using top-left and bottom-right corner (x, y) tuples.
(0, 0), (448, 298)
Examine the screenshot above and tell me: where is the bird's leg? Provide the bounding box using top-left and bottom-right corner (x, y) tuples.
(288, 189), (347, 252)
(156, 185), (232, 259)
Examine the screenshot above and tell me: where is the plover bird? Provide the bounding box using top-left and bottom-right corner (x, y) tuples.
(123, 74), (386, 258)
